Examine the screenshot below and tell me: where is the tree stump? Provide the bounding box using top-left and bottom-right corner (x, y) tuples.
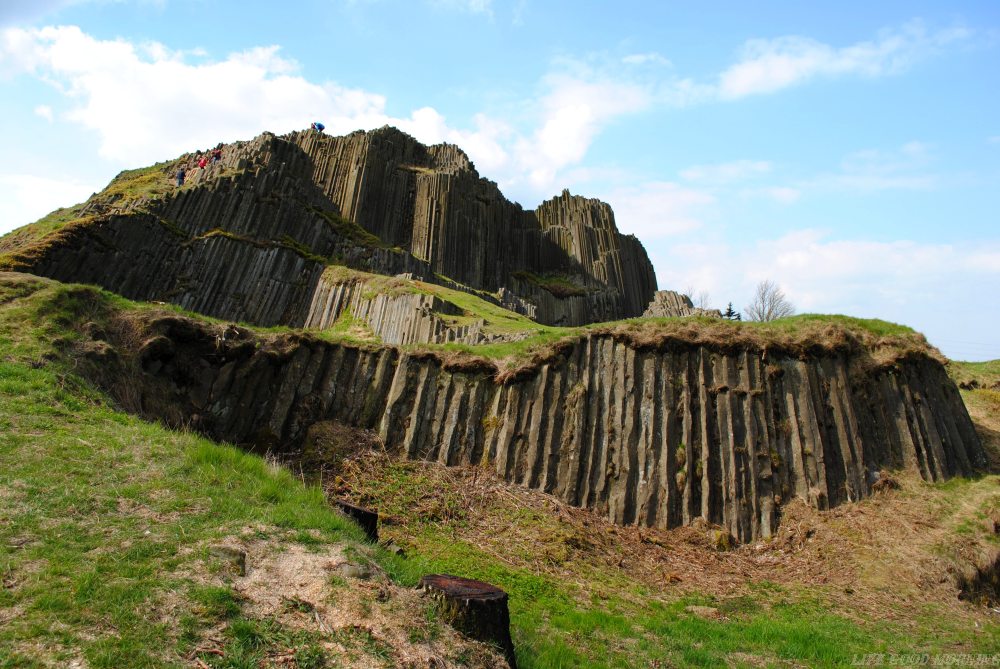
(335, 499), (378, 543)
(419, 574), (516, 668)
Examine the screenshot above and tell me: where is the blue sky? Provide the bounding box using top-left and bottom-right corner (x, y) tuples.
(1, 0), (998, 360)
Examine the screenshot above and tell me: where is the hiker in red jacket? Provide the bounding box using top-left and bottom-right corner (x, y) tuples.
(198, 156), (208, 169)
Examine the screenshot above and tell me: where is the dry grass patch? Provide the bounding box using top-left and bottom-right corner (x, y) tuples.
(333, 447), (999, 661)
(950, 358), (1000, 471)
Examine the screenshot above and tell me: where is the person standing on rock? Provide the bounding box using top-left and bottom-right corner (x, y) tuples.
(175, 167), (186, 187)
(211, 147), (222, 163)
(198, 156), (208, 169)
(311, 121), (325, 133)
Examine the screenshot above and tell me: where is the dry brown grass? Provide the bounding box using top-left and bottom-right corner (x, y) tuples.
(0, 216), (101, 271)
(597, 317), (937, 363)
(952, 360), (1000, 472)
(334, 447), (999, 632)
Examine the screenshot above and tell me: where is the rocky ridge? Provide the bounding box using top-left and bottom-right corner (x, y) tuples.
(63, 288), (985, 544)
(303, 267), (534, 346)
(0, 127), (656, 329)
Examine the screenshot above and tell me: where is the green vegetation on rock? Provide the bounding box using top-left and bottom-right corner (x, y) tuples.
(512, 270), (588, 298)
(311, 207), (390, 249)
(102, 161), (177, 202)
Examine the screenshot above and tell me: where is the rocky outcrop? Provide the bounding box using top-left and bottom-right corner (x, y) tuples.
(4, 128), (657, 329)
(643, 291), (722, 319)
(94, 311), (987, 543)
(303, 269), (530, 346)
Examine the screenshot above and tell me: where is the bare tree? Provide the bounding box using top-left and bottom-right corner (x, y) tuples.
(744, 279), (795, 322)
(682, 285), (711, 310)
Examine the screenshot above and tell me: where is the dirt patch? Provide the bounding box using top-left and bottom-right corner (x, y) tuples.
(224, 539), (507, 668)
(235, 542), (344, 622)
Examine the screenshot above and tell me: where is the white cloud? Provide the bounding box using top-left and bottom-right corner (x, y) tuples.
(717, 22), (972, 100)
(602, 181), (714, 239)
(508, 69), (650, 193)
(511, 0), (528, 25)
(754, 186), (800, 203)
(840, 141), (929, 173)
(33, 104), (53, 121)
(674, 141), (935, 207)
(674, 161), (799, 208)
(819, 173), (936, 192)
(428, 0), (493, 16)
(0, 26), (478, 167)
(748, 232), (1000, 317)
(0, 22), (976, 239)
(622, 52), (671, 67)
(658, 77), (715, 108)
(648, 229), (1000, 358)
(652, 21), (964, 108)
(393, 108), (513, 176)
(2, 25), (652, 204)
(0, 173), (99, 232)
(680, 159), (771, 183)
(801, 141), (937, 193)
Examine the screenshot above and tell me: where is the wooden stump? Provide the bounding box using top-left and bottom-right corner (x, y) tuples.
(335, 499), (378, 543)
(419, 574), (516, 668)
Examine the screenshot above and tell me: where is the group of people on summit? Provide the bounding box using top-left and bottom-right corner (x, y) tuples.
(175, 123), (326, 187)
(175, 144), (223, 186)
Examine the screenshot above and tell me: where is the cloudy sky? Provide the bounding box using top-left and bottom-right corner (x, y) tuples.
(1, 1), (998, 360)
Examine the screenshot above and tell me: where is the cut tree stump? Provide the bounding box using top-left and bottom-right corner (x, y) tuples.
(419, 574), (516, 668)
(334, 499), (378, 543)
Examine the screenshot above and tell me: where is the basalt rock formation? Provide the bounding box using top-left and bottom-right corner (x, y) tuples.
(1, 125), (986, 544)
(65, 297), (985, 544)
(0, 127), (656, 328)
(302, 268), (532, 346)
(643, 290), (723, 319)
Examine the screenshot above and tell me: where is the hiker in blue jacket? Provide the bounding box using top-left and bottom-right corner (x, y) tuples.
(311, 121), (325, 133)
(175, 167), (186, 186)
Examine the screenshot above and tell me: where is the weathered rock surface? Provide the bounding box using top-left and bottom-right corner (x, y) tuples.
(303, 269), (530, 346)
(643, 290), (722, 319)
(84, 310), (987, 543)
(3, 128), (656, 329)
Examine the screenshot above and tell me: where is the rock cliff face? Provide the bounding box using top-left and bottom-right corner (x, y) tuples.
(303, 268), (530, 346)
(3, 125), (984, 545)
(2, 128), (656, 328)
(100, 311), (986, 543)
